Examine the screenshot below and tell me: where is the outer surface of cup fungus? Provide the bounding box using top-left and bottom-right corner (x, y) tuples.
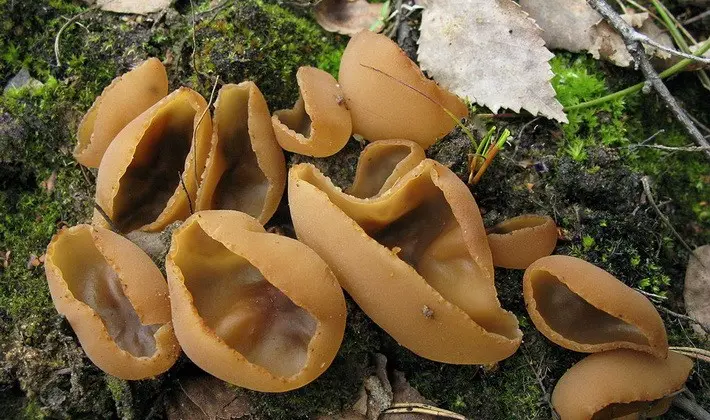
(551, 349), (693, 420)
(75, 58), (168, 168)
(272, 66), (352, 157)
(523, 255), (668, 357)
(486, 214), (558, 269)
(44, 224), (180, 380)
(289, 140), (522, 364)
(196, 82), (286, 224)
(166, 210), (346, 392)
(94, 87), (212, 233)
(338, 30), (468, 148)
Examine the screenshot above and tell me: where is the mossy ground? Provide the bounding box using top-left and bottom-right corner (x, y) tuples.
(1, 0), (708, 418)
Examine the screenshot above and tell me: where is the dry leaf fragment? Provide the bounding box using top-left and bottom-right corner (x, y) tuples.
(166, 373), (253, 420)
(41, 171), (57, 194)
(95, 0), (171, 15)
(684, 245), (710, 337)
(315, 0), (385, 35)
(417, 0), (567, 122)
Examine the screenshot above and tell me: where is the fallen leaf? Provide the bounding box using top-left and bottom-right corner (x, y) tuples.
(684, 245), (710, 337)
(417, 0), (567, 123)
(165, 373), (252, 420)
(95, 0), (171, 15)
(315, 0), (386, 35)
(520, 0), (674, 67)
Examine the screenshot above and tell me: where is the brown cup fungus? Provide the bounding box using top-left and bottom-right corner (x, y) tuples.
(289, 140), (522, 364)
(166, 210), (346, 392)
(486, 214), (558, 269)
(196, 82), (286, 224)
(94, 87), (212, 233)
(338, 30), (468, 148)
(45, 224), (180, 380)
(272, 66), (352, 157)
(523, 255), (668, 357)
(551, 349), (693, 420)
(75, 58), (168, 168)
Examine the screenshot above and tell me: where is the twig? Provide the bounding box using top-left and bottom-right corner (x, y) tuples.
(672, 393), (710, 420)
(686, 111), (710, 134)
(656, 305), (710, 333)
(381, 403), (466, 419)
(179, 172), (194, 215)
(93, 202), (119, 233)
(54, 5), (99, 67)
(634, 33), (710, 64)
(634, 144), (710, 152)
(683, 10), (710, 25)
(192, 75), (220, 186)
(585, 0), (710, 160)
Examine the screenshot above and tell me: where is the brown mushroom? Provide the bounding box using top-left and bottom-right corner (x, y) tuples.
(44, 224), (180, 380)
(94, 87), (212, 233)
(347, 139), (425, 199)
(338, 30), (468, 148)
(75, 58), (168, 168)
(523, 255), (668, 357)
(196, 82), (285, 224)
(486, 214), (558, 269)
(166, 210), (346, 392)
(272, 66), (352, 157)
(551, 349), (693, 420)
(289, 140), (521, 364)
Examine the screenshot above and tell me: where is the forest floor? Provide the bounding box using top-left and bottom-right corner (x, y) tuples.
(0, 0), (709, 419)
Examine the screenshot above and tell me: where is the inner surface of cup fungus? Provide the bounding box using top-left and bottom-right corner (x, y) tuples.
(44, 224), (180, 380)
(486, 214), (558, 269)
(272, 66), (352, 157)
(338, 30), (468, 148)
(551, 349), (693, 420)
(289, 140), (521, 364)
(94, 87), (212, 233)
(196, 82), (286, 224)
(75, 58), (168, 168)
(347, 139), (426, 199)
(166, 210), (346, 391)
(523, 255), (668, 357)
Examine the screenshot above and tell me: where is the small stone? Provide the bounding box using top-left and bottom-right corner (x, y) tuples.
(3, 68), (43, 94)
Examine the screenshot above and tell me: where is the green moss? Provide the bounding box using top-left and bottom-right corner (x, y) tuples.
(190, 0), (346, 109)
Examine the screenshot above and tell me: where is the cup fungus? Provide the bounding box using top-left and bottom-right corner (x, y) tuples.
(196, 82), (286, 224)
(347, 139), (426, 199)
(272, 66), (352, 158)
(551, 349), (693, 420)
(166, 210), (347, 392)
(338, 30), (468, 148)
(486, 214), (558, 269)
(94, 87), (212, 233)
(44, 224), (180, 380)
(75, 58), (168, 168)
(289, 140), (522, 364)
(523, 255), (668, 357)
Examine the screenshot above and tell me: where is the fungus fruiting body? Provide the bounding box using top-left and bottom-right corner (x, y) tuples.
(196, 82), (286, 224)
(75, 58), (168, 168)
(272, 66), (352, 157)
(486, 214), (558, 269)
(338, 30), (468, 148)
(94, 87), (212, 233)
(166, 210), (346, 392)
(523, 255), (668, 357)
(289, 140), (521, 364)
(44, 224), (180, 380)
(551, 350), (693, 420)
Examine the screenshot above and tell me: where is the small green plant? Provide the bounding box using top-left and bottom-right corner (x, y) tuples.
(565, 138), (587, 162)
(467, 126), (511, 184)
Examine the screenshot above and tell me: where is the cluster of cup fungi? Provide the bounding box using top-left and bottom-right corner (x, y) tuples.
(44, 30), (694, 419)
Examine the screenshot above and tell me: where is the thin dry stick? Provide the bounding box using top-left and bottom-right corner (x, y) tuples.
(656, 305), (710, 333)
(641, 176), (700, 262)
(179, 172), (194, 215)
(683, 10), (710, 25)
(586, 0), (710, 160)
(93, 202), (119, 233)
(671, 347), (710, 359)
(381, 403), (466, 419)
(192, 75), (220, 187)
(54, 5), (101, 67)
(636, 144), (710, 152)
(672, 393), (710, 420)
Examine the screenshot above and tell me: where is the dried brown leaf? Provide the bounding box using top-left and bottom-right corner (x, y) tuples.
(96, 0), (171, 15)
(684, 245), (710, 337)
(417, 0), (567, 122)
(165, 374), (252, 420)
(315, 0), (385, 36)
